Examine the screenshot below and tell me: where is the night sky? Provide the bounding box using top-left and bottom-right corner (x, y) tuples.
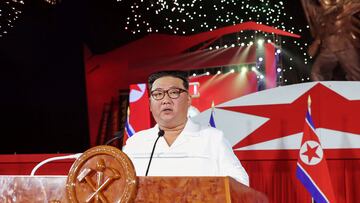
(0, 0), (312, 153)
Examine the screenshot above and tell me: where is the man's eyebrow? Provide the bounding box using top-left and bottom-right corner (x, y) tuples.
(152, 86), (181, 90)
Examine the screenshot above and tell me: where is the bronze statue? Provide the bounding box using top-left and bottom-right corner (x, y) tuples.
(301, 0), (360, 81)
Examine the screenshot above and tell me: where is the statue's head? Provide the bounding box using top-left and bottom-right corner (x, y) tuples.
(319, 0), (342, 7)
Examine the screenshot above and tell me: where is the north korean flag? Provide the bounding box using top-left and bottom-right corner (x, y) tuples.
(123, 83), (151, 145)
(296, 96), (336, 203)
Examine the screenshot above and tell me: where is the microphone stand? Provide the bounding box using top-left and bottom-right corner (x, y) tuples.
(145, 129), (164, 176)
(105, 130), (124, 149)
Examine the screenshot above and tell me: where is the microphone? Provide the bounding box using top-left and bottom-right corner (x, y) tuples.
(145, 129), (164, 176)
(30, 153), (82, 176)
(105, 130), (124, 146)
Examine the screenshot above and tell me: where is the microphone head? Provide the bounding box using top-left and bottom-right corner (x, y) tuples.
(158, 129), (165, 137)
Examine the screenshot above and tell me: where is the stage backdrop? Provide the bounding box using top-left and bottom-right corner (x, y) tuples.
(85, 21), (300, 147)
(125, 78), (360, 203)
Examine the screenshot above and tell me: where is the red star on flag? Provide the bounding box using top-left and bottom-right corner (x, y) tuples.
(131, 84), (144, 92)
(219, 83), (360, 149)
(302, 143), (320, 163)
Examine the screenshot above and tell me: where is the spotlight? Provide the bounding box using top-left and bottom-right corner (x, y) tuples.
(241, 67), (248, 73)
(257, 39), (264, 46)
(230, 69), (235, 73)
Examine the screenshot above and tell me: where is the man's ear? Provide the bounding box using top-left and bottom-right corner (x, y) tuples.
(187, 94), (192, 107)
(149, 98), (153, 112)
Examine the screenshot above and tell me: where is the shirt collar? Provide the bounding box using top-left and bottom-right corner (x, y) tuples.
(152, 118), (201, 137)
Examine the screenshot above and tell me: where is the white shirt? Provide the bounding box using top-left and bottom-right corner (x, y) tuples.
(123, 119), (249, 186)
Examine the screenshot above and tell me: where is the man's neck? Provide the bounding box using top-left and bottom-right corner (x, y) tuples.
(159, 119), (187, 146)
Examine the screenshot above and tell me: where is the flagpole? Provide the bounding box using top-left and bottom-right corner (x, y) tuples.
(209, 101), (216, 128)
(123, 106), (131, 146)
(308, 96), (315, 203)
(308, 95), (311, 115)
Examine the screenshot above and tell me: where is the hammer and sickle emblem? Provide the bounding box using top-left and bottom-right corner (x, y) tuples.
(66, 146), (137, 203)
(77, 158), (121, 203)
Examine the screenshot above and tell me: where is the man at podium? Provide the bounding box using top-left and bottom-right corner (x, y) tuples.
(123, 70), (249, 186)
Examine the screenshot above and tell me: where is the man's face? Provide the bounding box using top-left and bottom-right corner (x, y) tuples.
(149, 76), (191, 128)
(320, 0), (340, 7)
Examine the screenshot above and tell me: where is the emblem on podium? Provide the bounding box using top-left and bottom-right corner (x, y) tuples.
(66, 146), (137, 203)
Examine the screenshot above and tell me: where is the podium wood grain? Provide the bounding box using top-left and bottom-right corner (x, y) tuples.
(0, 176), (268, 203)
(0, 146), (268, 202)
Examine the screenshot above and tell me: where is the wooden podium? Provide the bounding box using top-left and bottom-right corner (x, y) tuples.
(0, 146), (268, 203)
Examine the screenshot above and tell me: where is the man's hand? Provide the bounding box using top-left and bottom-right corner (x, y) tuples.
(308, 39), (321, 57)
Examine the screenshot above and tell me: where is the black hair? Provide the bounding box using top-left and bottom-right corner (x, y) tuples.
(148, 70), (189, 91)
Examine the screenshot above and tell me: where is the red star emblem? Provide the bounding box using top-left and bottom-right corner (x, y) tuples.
(130, 84), (144, 92)
(219, 83), (360, 149)
(302, 143), (320, 163)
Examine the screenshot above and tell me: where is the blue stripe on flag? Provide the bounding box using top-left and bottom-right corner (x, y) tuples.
(209, 110), (216, 128)
(125, 120), (135, 137)
(306, 110), (315, 129)
(296, 164), (328, 203)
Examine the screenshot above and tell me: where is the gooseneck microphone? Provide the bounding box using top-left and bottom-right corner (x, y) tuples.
(105, 132), (123, 145)
(145, 128), (165, 176)
(104, 130), (124, 150)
